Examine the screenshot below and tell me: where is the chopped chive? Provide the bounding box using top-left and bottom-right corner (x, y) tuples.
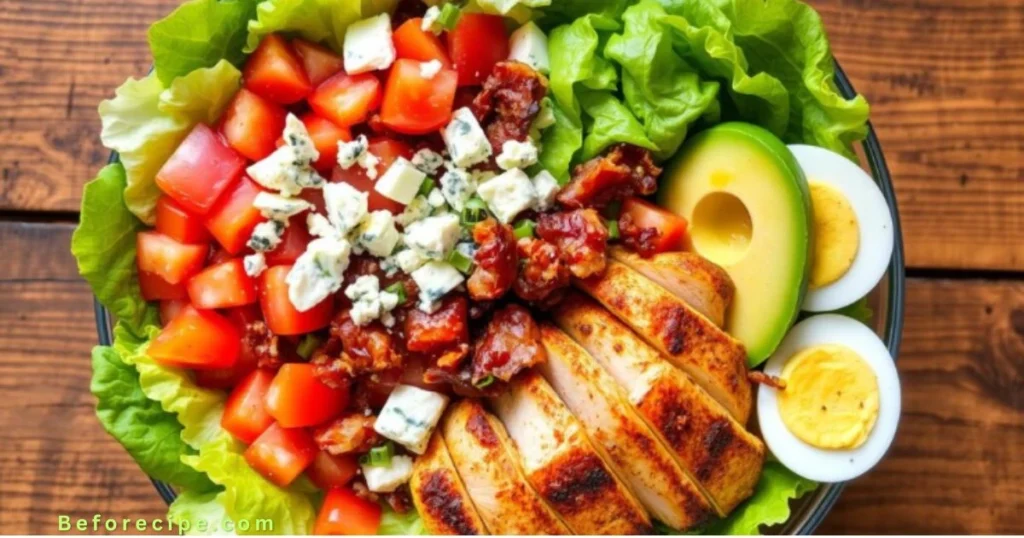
(464, 196), (487, 212)
(513, 219), (536, 240)
(603, 200), (623, 220)
(438, 3), (462, 30)
(385, 281), (408, 305)
(447, 249), (475, 274)
(606, 219), (620, 240)
(417, 178), (436, 197)
(367, 442), (394, 467)
(296, 334), (321, 359)
(474, 375), (495, 389)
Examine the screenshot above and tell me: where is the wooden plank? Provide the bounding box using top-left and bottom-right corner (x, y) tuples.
(816, 0), (1024, 271)
(0, 222), (166, 534)
(821, 278), (1024, 534)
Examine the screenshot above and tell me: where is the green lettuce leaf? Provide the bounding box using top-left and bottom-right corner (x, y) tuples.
(706, 461), (818, 535)
(98, 60), (241, 224)
(578, 89), (657, 159)
(149, 0), (258, 85)
(70, 163), (159, 334)
(168, 490), (234, 535)
(379, 507), (428, 535)
(246, 0), (397, 54)
(91, 344), (214, 492)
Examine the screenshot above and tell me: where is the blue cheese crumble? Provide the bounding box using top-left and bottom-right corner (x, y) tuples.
(496, 139), (539, 171)
(373, 384), (450, 454)
(343, 14), (396, 75)
(375, 157), (426, 205)
(323, 182), (369, 235)
(362, 455), (414, 493)
(410, 261), (464, 313)
(286, 237), (351, 312)
(395, 195), (433, 227)
(337, 134), (369, 169)
(411, 148), (445, 175)
(344, 275), (401, 327)
(508, 21), (550, 74)
(476, 169), (538, 223)
(443, 107), (492, 168)
(354, 210), (401, 257)
(421, 6), (442, 34)
(247, 115), (324, 195)
(243, 252), (267, 278)
(439, 167), (475, 211)
(420, 59), (443, 79)
(532, 169), (561, 211)
(253, 192), (312, 221)
(404, 213), (461, 260)
(247, 219), (286, 252)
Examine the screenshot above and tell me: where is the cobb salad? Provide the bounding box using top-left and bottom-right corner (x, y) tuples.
(73, 0), (900, 534)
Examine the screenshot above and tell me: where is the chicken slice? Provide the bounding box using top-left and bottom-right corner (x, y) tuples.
(553, 293), (766, 514)
(410, 432), (489, 535)
(490, 371), (652, 534)
(575, 259), (753, 423)
(536, 324), (716, 530)
(442, 400), (571, 535)
(608, 246), (734, 328)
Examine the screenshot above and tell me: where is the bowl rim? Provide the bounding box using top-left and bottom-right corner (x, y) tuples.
(93, 60), (906, 534)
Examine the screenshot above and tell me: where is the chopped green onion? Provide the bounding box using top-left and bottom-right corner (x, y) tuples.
(474, 375), (495, 389)
(513, 219), (536, 240)
(417, 178), (436, 197)
(438, 3), (462, 30)
(603, 200), (623, 220)
(296, 334), (321, 359)
(364, 442), (394, 467)
(385, 281), (408, 305)
(460, 197), (489, 227)
(465, 196), (487, 211)
(606, 219), (620, 240)
(447, 249), (475, 274)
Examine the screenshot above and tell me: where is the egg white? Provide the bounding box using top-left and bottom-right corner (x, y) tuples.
(757, 314), (901, 483)
(789, 144), (894, 312)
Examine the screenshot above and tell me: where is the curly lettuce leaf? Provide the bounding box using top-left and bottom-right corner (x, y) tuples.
(246, 0), (397, 54)
(578, 89), (657, 159)
(379, 508), (427, 535)
(149, 0), (258, 85)
(706, 461), (818, 535)
(98, 60), (241, 224)
(168, 490), (237, 535)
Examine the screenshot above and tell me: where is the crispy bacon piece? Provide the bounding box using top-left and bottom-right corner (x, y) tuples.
(557, 144), (661, 209)
(311, 314), (403, 387)
(385, 486), (414, 514)
(471, 61), (548, 153)
(514, 237), (570, 304)
(405, 296), (470, 354)
(468, 219), (518, 301)
(536, 209), (609, 279)
(243, 320), (299, 371)
(471, 304), (546, 384)
(314, 413), (381, 455)
(618, 211), (663, 258)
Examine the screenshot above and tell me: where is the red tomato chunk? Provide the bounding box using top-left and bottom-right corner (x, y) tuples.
(314, 487), (383, 535)
(244, 423), (318, 487)
(187, 258), (258, 309)
(136, 231), (208, 285)
(259, 265), (334, 335)
(147, 305), (240, 370)
(222, 369), (276, 444)
(448, 14), (508, 87)
(155, 124), (246, 215)
(244, 34), (313, 105)
(380, 58), (458, 135)
(219, 88), (287, 161)
(306, 452), (360, 490)
(155, 196), (211, 245)
(264, 363), (350, 428)
(292, 39), (345, 87)
(309, 72), (382, 127)
(204, 177), (267, 255)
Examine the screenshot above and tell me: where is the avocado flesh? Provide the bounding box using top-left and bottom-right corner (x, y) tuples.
(658, 123), (811, 365)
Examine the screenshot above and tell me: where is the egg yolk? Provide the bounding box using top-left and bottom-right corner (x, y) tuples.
(808, 181), (859, 289)
(778, 344), (879, 449)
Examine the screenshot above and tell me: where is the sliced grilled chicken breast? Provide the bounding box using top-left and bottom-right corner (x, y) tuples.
(442, 400), (571, 535)
(575, 259), (753, 423)
(553, 293), (766, 514)
(609, 246), (734, 327)
(410, 432), (489, 535)
(490, 371), (652, 535)
(536, 324), (716, 530)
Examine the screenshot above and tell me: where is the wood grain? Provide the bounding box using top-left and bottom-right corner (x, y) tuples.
(0, 0), (1021, 270)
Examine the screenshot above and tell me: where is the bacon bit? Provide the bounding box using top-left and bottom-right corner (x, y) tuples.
(436, 343), (471, 370)
(471, 61), (548, 153)
(618, 211), (663, 258)
(748, 371), (787, 390)
(405, 296), (470, 354)
(515, 237), (570, 305)
(385, 486), (414, 514)
(471, 304), (546, 383)
(536, 209), (609, 279)
(468, 219), (519, 301)
(423, 361), (501, 398)
(352, 481), (378, 503)
(314, 413), (381, 455)
(311, 314), (403, 387)
(243, 321), (299, 371)
(557, 144), (661, 209)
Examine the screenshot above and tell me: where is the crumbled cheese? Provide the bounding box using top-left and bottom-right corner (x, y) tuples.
(508, 21), (550, 74)
(286, 237), (351, 312)
(421, 5), (442, 34)
(496, 139), (539, 171)
(246, 146), (307, 196)
(322, 182), (369, 235)
(343, 13), (396, 75)
(471, 169), (496, 185)
(439, 167), (475, 212)
(345, 275), (400, 327)
(362, 455), (415, 493)
(374, 385), (450, 454)
(243, 253), (267, 278)
(307, 213), (338, 239)
(395, 195), (433, 227)
(530, 97), (556, 138)
(476, 169), (538, 223)
(283, 113), (319, 164)
(253, 192), (312, 221)
(427, 188), (446, 208)
(532, 169), (561, 211)
(455, 241), (477, 260)
(354, 210), (401, 257)
(392, 248), (428, 274)
(419, 59), (444, 79)
(375, 157), (427, 205)
(443, 107), (492, 168)
(410, 261), (464, 313)
(411, 148), (445, 175)
(247, 219), (286, 252)
(404, 213), (461, 260)
(337, 135), (369, 169)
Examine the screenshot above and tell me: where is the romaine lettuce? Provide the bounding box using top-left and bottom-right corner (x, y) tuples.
(149, 0), (258, 85)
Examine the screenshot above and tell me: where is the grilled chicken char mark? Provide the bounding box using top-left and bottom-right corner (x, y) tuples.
(410, 433), (489, 535)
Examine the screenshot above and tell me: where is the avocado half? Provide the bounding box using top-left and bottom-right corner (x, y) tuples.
(659, 122), (812, 365)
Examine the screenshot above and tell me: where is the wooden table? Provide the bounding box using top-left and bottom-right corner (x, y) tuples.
(0, 0), (1020, 534)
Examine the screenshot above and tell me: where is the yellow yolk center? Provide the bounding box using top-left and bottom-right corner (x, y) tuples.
(778, 344), (879, 449)
(808, 181), (859, 289)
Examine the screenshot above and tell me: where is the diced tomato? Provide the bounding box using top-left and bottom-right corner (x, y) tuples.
(245, 423), (318, 487)
(292, 39), (345, 86)
(222, 370), (276, 444)
(137, 231), (209, 285)
(225, 303), (264, 329)
(155, 196), (211, 245)
(265, 363), (349, 428)
(264, 216), (312, 266)
(331, 138), (414, 214)
(380, 59), (458, 135)
(204, 177), (267, 254)
(195, 304), (262, 389)
(314, 487), (383, 535)
(159, 299), (188, 326)
(147, 305), (240, 369)
(306, 451), (360, 490)
(218, 88), (287, 161)
(448, 14), (509, 86)
(259, 265), (334, 335)
(393, 18), (452, 67)
(308, 72), (382, 127)
(620, 197), (688, 254)
(243, 34), (313, 105)
(139, 271), (188, 301)
(187, 258), (258, 309)
(155, 124), (247, 215)
(279, 113), (352, 173)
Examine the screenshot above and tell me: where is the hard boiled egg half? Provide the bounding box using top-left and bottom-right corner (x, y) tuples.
(789, 145), (894, 312)
(757, 314), (900, 482)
